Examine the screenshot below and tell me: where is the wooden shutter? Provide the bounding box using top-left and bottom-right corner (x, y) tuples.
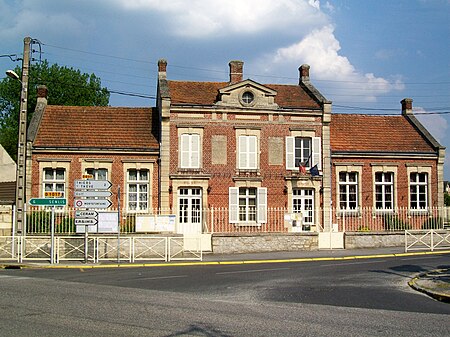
(191, 134), (200, 168)
(257, 187), (267, 223)
(248, 136), (257, 169)
(180, 134), (190, 168)
(286, 136), (296, 170)
(312, 137), (321, 170)
(229, 187), (239, 223)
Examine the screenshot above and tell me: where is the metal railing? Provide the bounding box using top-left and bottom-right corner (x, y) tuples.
(1, 206), (449, 235)
(405, 230), (450, 252)
(0, 235), (203, 263)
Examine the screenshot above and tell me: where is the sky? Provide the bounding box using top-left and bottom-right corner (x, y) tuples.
(0, 0), (449, 180)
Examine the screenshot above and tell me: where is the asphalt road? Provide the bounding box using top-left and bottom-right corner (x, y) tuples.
(0, 254), (449, 336)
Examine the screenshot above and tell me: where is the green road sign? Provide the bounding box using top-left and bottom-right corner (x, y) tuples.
(29, 198), (67, 206)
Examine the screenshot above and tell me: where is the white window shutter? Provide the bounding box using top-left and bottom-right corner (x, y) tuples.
(238, 136), (246, 169)
(286, 136), (296, 170)
(191, 134), (200, 168)
(248, 136), (257, 169)
(229, 187), (239, 223)
(312, 137), (322, 170)
(257, 187), (267, 223)
(180, 134), (190, 168)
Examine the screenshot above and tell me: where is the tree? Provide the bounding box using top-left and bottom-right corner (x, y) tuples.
(0, 60), (110, 161)
(445, 192), (450, 206)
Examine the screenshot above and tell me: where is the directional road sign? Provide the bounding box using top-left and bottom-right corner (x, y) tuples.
(74, 180), (112, 190)
(74, 190), (112, 198)
(75, 218), (98, 226)
(29, 198), (67, 206)
(74, 199), (112, 209)
(75, 210), (98, 219)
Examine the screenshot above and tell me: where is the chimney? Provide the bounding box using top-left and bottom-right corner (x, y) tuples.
(37, 85), (48, 101)
(299, 64), (310, 83)
(229, 60), (243, 84)
(158, 59), (167, 79)
(401, 98), (413, 115)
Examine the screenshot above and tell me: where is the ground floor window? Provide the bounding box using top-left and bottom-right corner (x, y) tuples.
(43, 168), (65, 197)
(127, 169), (149, 211)
(410, 172), (428, 210)
(229, 187), (267, 224)
(375, 172), (394, 210)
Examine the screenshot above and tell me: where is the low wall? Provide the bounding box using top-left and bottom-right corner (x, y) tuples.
(211, 232), (406, 254)
(344, 232), (404, 249)
(212, 233), (318, 254)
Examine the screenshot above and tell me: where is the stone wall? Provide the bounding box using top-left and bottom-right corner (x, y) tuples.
(212, 233), (318, 254)
(211, 232), (406, 254)
(344, 232), (404, 249)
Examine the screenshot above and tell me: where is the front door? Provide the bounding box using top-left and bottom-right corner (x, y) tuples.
(292, 189), (314, 232)
(178, 188), (202, 234)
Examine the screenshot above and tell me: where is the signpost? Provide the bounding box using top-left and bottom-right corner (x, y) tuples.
(74, 179), (113, 263)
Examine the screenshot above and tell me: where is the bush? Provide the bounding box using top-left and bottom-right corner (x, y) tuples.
(382, 214), (410, 231)
(27, 211), (52, 233)
(422, 217), (443, 230)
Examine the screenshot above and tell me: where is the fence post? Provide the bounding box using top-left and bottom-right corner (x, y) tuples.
(431, 229), (434, 252)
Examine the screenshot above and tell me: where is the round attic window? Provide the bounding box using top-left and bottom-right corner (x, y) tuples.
(241, 91), (255, 105)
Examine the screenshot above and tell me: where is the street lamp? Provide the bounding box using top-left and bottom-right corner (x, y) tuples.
(6, 36), (31, 235)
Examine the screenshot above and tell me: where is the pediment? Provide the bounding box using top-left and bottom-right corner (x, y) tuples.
(216, 79), (279, 109)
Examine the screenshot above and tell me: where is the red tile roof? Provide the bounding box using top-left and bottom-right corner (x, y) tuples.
(330, 114), (435, 153)
(34, 106), (159, 150)
(167, 81), (321, 108)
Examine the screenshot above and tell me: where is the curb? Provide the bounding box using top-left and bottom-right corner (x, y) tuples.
(2, 249), (450, 270)
(408, 269), (450, 303)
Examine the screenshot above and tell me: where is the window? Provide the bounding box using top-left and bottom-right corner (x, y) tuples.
(229, 187), (267, 224)
(292, 189), (314, 230)
(339, 172), (358, 210)
(85, 168), (108, 180)
(241, 91), (254, 105)
(180, 134), (200, 169)
(127, 169), (149, 211)
(43, 168), (65, 197)
(410, 172), (428, 210)
(375, 172), (394, 210)
(286, 136), (321, 171)
(238, 135), (257, 170)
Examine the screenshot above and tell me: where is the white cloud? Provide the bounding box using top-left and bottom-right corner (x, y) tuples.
(111, 0), (328, 38)
(255, 25), (404, 102)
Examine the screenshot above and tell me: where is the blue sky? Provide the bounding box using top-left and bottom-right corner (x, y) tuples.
(1, 0), (449, 180)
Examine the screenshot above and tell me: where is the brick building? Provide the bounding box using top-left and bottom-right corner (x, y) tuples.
(26, 86), (160, 212)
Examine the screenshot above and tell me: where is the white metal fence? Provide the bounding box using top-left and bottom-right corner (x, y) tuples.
(405, 230), (450, 252)
(0, 236), (203, 263)
(3, 206), (450, 235)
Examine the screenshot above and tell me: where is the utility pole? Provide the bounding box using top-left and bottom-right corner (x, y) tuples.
(15, 36), (31, 234)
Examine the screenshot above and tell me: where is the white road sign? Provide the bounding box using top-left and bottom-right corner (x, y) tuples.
(75, 210), (98, 219)
(74, 199), (112, 209)
(75, 218), (98, 226)
(74, 190), (112, 198)
(74, 180), (112, 190)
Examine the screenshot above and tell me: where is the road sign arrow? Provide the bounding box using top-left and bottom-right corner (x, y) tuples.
(74, 199), (112, 209)
(75, 218), (98, 226)
(75, 210), (98, 219)
(74, 190), (112, 198)
(74, 180), (112, 190)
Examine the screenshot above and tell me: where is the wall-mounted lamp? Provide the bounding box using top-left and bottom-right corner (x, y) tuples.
(283, 186), (288, 194)
(207, 186), (212, 194)
(168, 186), (172, 193)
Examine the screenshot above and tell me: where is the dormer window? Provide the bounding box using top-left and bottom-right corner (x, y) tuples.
(241, 91), (255, 106)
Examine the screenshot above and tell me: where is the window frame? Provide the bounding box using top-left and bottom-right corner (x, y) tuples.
(286, 136), (321, 171)
(374, 171), (394, 211)
(338, 171), (359, 211)
(238, 135), (258, 170)
(180, 133), (201, 169)
(126, 169), (149, 212)
(229, 187), (267, 225)
(409, 172), (428, 211)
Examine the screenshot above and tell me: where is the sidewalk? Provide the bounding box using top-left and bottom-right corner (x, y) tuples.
(1, 247), (449, 302)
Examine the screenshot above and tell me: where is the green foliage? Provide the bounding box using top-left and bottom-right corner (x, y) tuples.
(57, 217), (75, 233)
(27, 211), (52, 233)
(445, 192), (450, 206)
(0, 60), (110, 161)
(382, 213), (410, 231)
(422, 217), (443, 230)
